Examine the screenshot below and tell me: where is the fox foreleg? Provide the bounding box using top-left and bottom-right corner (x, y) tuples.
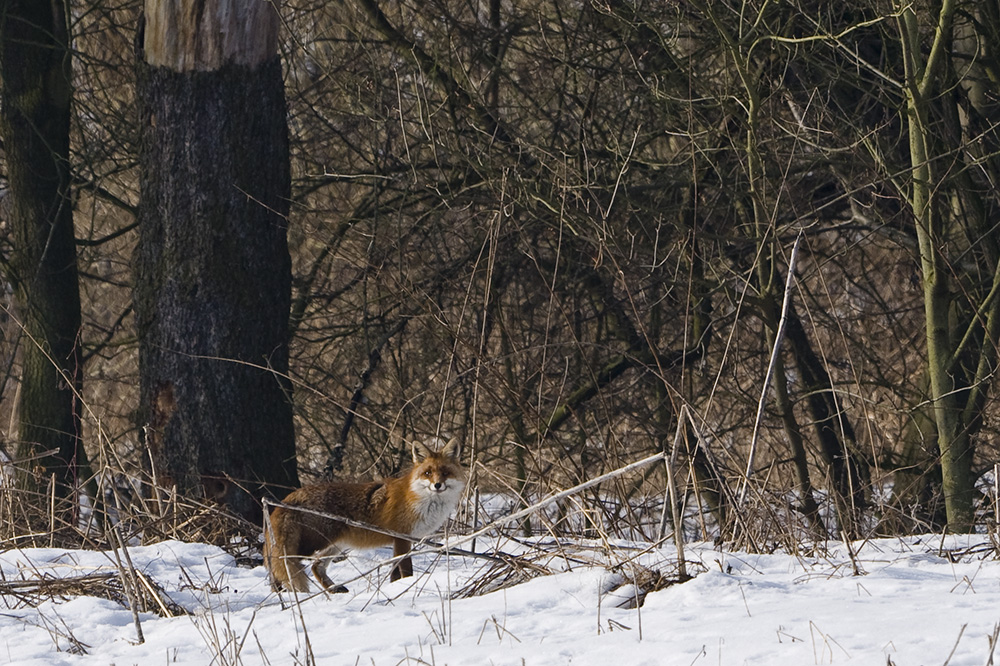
(311, 544), (350, 593)
(391, 537), (413, 581)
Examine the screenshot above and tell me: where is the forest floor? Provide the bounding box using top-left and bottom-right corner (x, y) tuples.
(1, 530), (998, 665)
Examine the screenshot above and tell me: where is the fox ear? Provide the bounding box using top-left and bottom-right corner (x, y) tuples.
(440, 437), (461, 460)
(411, 440), (433, 462)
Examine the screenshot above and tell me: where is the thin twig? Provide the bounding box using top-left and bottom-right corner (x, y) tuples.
(984, 622), (1000, 666)
(108, 525), (144, 643)
(941, 623), (967, 666)
(739, 232), (803, 504)
(659, 405), (689, 579)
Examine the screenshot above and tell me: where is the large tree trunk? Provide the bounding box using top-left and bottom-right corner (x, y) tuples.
(0, 0), (90, 501)
(136, 0), (298, 520)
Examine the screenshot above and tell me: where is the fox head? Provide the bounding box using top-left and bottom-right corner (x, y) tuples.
(409, 438), (465, 496)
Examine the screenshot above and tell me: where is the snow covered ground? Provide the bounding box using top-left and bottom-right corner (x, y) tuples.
(1, 533), (998, 665)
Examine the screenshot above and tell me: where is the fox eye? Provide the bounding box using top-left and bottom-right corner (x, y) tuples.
(423, 469), (432, 476)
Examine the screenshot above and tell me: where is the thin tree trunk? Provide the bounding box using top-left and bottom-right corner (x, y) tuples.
(784, 303), (869, 531)
(707, 4), (827, 536)
(896, 0), (975, 532)
(0, 0), (90, 502)
(763, 310), (826, 536)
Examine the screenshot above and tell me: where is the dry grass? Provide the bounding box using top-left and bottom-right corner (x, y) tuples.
(2, 444), (999, 621)
(0, 568), (186, 617)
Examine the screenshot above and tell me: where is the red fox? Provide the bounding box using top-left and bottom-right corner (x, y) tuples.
(264, 439), (465, 593)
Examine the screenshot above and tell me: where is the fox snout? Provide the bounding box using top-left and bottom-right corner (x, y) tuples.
(429, 478), (453, 492)
(419, 475), (453, 493)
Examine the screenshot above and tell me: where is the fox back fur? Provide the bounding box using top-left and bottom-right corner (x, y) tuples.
(264, 439), (465, 593)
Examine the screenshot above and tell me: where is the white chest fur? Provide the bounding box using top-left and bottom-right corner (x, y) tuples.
(407, 477), (464, 537)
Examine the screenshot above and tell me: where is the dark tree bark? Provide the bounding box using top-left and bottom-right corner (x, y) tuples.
(784, 303), (869, 532)
(0, 0), (90, 499)
(135, 0), (298, 520)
